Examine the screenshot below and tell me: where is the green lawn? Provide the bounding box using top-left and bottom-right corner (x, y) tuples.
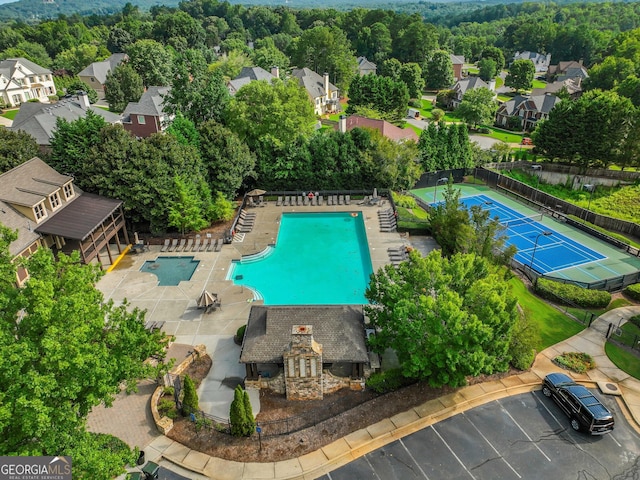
(477, 127), (523, 143)
(566, 298), (634, 321)
(95, 105), (110, 112)
(531, 79), (547, 89)
(497, 94), (511, 102)
(495, 76), (504, 89)
(467, 67), (479, 75)
(1, 109), (19, 120)
(509, 277), (584, 350)
(605, 327), (640, 380)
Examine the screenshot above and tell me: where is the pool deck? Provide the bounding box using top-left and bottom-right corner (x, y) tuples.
(92, 199), (431, 432)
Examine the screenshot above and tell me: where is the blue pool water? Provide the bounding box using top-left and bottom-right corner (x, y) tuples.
(228, 212), (373, 305)
(140, 256), (199, 286)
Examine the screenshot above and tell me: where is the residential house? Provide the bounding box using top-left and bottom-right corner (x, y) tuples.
(9, 92), (121, 147)
(495, 93), (560, 131)
(337, 114), (419, 142)
(450, 54), (466, 81)
(512, 51), (552, 73)
(241, 305), (370, 400)
(0, 57), (56, 107)
(546, 60), (588, 83)
(532, 78), (583, 99)
(356, 57), (377, 76)
(78, 53), (128, 98)
(0, 157), (129, 285)
(122, 86), (171, 138)
(450, 76), (495, 108)
(291, 68), (339, 116)
(227, 66), (278, 95)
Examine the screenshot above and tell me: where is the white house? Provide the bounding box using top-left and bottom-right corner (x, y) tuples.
(0, 58), (56, 107)
(291, 68), (339, 116)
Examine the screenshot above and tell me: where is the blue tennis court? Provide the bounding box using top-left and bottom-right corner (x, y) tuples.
(458, 195), (606, 274)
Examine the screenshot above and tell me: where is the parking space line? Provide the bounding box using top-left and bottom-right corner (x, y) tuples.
(462, 412), (522, 478)
(498, 399), (551, 462)
(431, 425), (476, 479)
(398, 438), (431, 479)
(608, 433), (622, 448)
(364, 455), (382, 480)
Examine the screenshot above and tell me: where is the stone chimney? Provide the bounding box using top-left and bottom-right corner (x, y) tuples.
(488, 79), (496, 92)
(323, 72), (330, 97)
(78, 91), (90, 108)
(271, 66), (280, 79)
(339, 115), (347, 133)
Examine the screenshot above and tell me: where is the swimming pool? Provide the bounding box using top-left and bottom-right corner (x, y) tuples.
(140, 256), (200, 286)
(228, 212), (373, 305)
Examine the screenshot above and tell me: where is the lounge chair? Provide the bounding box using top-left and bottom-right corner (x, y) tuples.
(284, 196), (290, 206)
(237, 225), (253, 233)
(318, 195), (324, 206)
(185, 238), (194, 252)
(258, 195), (265, 206)
(311, 195), (318, 206)
(276, 196), (283, 206)
(381, 226), (397, 232)
(238, 217), (255, 226)
(327, 195), (332, 206)
(332, 195), (338, 205)
(247, 197), (256, 208)
(208, 238), (217, 252)
(200, 237), (210, 252)
(295, 196), (300, 206)
(303, 195), (310, 206)
(167, 239), (178, 252)
(338, 195), (344, 205)
(193, 235), (201, 252)
(345, 195), (351, 205)
(240, 209), (256, 219)
(214, 238), (223, 252)
(160, 239), (170, 252)
(176, 238), (186, 252)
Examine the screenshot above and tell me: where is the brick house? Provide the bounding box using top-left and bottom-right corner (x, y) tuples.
(122, 86), (171, 138)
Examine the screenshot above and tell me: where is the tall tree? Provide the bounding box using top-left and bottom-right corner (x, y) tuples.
(347, 74), (409, 123)
(399, 62), (425, 99)
(104, 63), (144, 113)
(0, 245), (166, 477)
(456, 87), (497, 129)
(290, 25), (357, 92)
(0, 128), (39, 173)
(481, 46), (505, 73)
(126, 39), (174, 87)
(478, 58), (497, 81)
(167, 175), (210, 234)
(365, 249), (518, 387)
(163, 49), (230, 125)
(584, 56), (636, 92)
(425, 50), (454, 89)
(505, 59), (535, 93)
(428, 180), (474, 257)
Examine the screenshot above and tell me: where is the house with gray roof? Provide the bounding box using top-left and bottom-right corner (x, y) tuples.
(241, 305), (370, 400)
(227, 66), (278, 95)
(450, 76), (495, 108)
(0, 157), (128, 285)
(78, 53), (128, 98)
(512, 51), (551, 73)
(450, 54), (466, 81)
(495, 93), (560, 131)
(9, 92), (121, 147)
(122, 86), (171, 138)
(0, 57), (56, 107)
(546, 60), (588, 83)
(291, 68), (339, 116)
(532, 77), (583, 99)
(357, 56), (377, 76)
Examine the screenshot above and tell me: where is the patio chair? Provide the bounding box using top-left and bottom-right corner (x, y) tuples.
(276, 196), (283, 206)
(208, 238), (217, 252)
(200, 237), (210, 252)
(236, 223), (253, 232)
(214, 238), (223, 252)
(175, 238), (186, 252)
(258, 195), (265, 206)
(160, 239), (170, 252)
(167, 238), (178, 252)
(332, 195), (338, 205)
(318, 195), (324, 206)
(338, 195), (344, 205)
(345, 195), (351, 205)
(311, 195), (318, 206)
(303, 195), (310, 206)
(185, 238), (194, 252)
(238, 218), (255, 227)
(285, 196), (291, 206)
(247, 197), (256, 208)
(193, 235), (201, 252)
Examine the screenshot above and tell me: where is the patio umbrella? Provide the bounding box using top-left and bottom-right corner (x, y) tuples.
(197, 290), (217, 309)
(246, 188), (266, 197)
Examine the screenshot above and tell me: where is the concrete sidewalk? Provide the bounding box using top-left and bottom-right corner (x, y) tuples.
(138, 306), (640, 480)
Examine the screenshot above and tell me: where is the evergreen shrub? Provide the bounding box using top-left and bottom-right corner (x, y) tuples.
(535, 278), (610, 308)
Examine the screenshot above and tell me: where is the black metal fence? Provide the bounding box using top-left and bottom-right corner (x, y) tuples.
(608, 326), (640, 353)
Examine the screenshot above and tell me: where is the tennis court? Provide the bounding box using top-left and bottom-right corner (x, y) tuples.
(460, 194), (605, 274)
(411, 184), (640, 286)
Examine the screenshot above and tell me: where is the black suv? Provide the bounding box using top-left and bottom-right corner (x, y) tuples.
(542, 372), (614, 435)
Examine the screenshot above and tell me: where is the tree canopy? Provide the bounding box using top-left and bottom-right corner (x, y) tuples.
(347, 73), (409, 123)
(0, 128), (39, 174)
(365, 249), (518, 387)
(505, 59), (535, 93)
(456, 87), (497, 128)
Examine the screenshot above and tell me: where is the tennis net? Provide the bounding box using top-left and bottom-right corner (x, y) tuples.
(500, 213), (544, 229)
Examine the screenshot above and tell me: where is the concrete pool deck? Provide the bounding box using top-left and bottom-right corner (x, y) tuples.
(92, 200), (432, 427)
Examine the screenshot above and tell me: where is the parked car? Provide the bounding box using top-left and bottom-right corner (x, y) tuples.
(521, 137), (533, 145)
(542, 372), (614, 435)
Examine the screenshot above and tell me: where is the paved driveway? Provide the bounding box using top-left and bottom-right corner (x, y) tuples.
(321, 391), (640, 479)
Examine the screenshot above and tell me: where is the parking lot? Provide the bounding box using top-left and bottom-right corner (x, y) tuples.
(320, 391), (640, 480)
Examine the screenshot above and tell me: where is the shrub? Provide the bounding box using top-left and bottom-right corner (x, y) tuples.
(408, 98), (421, 108)
(629, 314), (640, 328)
(535, 278), (611, 308)
(508, 312), (540, 370)
(392, 191), (417, 209)
(366, 368), (416, 393)
(181, 374), (199, 416)
(163, 386), (174, 397)
(477, 126), (491, 134)
(624, 283), (640, 301)
(553, 352), (595, 374)
(229, 385), (254, 436)
(236, 324), (246, 340)
(158, 398), (178, 419)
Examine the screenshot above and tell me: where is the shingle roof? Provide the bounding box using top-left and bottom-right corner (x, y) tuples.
(291, 68), (337, 98)
(357, 56), (377, 72)
(240, 305), (369, 364)
(9, 95), (121, 145)
(0, 57), (51, 77)
(122, 86), (169, 118)
(77, 53), (128, 85)
(497, 94), (529, 116)
(450, 54), (466, 65)
(455, 76), (489, 95)
(343, 115), (418, 142)
(0, 200), (41, 257)
(34, 192), (122, 241)
(0, 157), (71, 207)
(234, 66), (275, 82)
